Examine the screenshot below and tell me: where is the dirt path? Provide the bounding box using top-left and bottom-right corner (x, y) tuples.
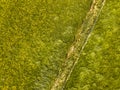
(50, 0), (106, 90)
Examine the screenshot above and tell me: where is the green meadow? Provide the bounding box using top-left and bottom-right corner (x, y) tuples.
(0, 0), (119, 90)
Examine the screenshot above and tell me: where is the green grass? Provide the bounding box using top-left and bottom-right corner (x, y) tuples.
(65, 0), (120, 90)
(0, 0), (119, 90)
(0, 0), (92, 89)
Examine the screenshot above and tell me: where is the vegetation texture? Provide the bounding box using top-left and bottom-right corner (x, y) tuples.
(0, 0), (119, 90)
(65, 0), (120, 90)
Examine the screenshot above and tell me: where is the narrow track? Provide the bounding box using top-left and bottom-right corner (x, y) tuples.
(50, 0), (106, 90)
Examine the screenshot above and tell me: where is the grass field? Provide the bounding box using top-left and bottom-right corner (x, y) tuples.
(0, 0), (120, 90)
